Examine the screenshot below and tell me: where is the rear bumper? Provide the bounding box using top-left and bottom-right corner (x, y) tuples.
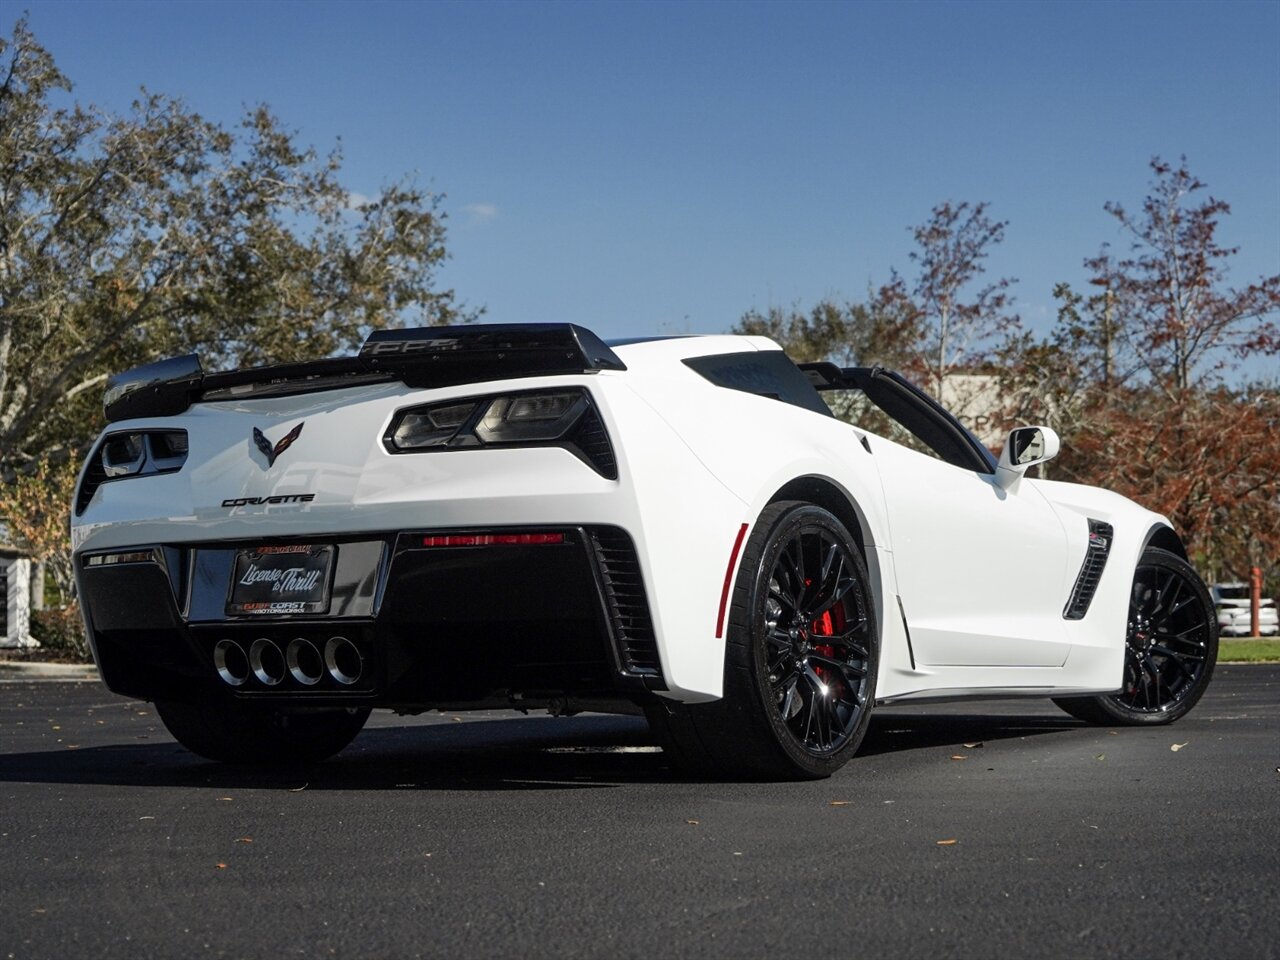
(76, 526), (665, 710)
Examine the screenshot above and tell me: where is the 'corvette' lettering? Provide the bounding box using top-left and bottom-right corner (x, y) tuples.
(221, 494), (316, 508)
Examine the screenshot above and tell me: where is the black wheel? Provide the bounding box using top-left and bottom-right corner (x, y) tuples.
(155, 698), (370, 764)
(648, 501), (878, 780)
(1054, 547), (1217, 726)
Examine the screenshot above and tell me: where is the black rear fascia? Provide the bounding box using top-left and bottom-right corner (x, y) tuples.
(78, 524), (664, 705)
(103, 324), (627, 423)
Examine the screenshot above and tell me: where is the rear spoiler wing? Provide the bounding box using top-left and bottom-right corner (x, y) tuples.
(103, 324), (626, 423)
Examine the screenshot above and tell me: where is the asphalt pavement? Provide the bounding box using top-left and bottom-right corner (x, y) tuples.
(1, 666), (1277, 960)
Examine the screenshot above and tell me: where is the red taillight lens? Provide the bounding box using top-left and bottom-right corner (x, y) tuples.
(421, 533), (565, 548)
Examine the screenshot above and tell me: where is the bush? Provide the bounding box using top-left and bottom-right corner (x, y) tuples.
(29, 604), (91, 661)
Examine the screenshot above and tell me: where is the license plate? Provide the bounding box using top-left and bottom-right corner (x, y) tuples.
(227, 544), (335, 616)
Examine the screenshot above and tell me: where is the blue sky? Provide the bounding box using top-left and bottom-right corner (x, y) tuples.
(15, 0), (1280, 348)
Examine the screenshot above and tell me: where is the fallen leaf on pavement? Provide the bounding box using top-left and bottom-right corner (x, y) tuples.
(686, 819), (700, 825)
(217, 797), (233, 802)
(289, 783), (308, 792)
(1096, 754), (1106, 760)
(1171, 742), (1189, 752)
(829, 800), (850, 806)
(235, 837), (253, 844)
(950, 755), (968, 760)
(215, 863), (227, 870)
(963, 742), (984, 749)
(138, 816), (155, 821)
(936, 839), (958, 846)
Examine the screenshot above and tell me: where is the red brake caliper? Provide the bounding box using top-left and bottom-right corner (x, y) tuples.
(811, 604), (847, 689)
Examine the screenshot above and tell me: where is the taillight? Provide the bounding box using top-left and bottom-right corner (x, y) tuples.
(474, 392), (586, 443)
(384, 388), (617, 478)
(76, 430), (190, 514)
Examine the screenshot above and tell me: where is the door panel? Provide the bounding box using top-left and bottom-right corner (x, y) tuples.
(870, 438), (1072, 667)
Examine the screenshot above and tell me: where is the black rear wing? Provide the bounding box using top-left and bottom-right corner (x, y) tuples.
(103, 324), (627, 423)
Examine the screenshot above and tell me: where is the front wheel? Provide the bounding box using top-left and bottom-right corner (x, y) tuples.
(1054, 547), (1217, 726)
(155, 698), (370, 764)
(648, 501), (878, 780)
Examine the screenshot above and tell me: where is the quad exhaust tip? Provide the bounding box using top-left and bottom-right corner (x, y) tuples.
(325, 636), (363, 686)
(249, 638), (286, 686)
(213, 636), (363, 686)
(286, 638), (324, 686)
(213, 639), (249, 687)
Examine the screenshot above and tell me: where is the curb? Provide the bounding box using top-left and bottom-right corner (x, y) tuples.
(0, 661), (101, 681)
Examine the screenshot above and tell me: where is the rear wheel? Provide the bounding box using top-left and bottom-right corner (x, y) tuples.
(155, 698), (370, 764)
(1054, 547), (1217, 726)
(648, 501), (878, 780)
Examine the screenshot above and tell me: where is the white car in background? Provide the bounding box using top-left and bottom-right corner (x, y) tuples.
(71, 325), (1220, 779)
(1211, 583), (1279, 637)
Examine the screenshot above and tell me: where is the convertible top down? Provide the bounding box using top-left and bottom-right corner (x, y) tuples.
(72, 324), (1218, 778)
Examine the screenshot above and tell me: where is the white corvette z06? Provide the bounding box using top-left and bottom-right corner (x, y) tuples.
(72, 325), (1219, 779)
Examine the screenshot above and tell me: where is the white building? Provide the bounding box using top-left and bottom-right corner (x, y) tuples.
(1, 545), (36, 648)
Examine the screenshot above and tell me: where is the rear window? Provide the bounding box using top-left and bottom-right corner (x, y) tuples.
(684, 352), (833, 417)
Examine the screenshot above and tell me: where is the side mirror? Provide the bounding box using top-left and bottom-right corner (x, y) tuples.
(998, 426), (1060, 476)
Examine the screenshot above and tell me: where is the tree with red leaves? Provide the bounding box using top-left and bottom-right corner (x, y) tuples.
(1001, 158), (1280, 587)
(1092, 157), (1280, 392)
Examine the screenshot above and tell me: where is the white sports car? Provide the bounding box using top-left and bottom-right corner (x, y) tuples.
(71, 325), (1219, 779)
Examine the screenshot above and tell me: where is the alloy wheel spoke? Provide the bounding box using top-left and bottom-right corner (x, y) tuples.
(1150, 642), (1202, 665)
(809, 651), (866, 683)
(1155, 573), (1180, 619)
(778, 679), (799, 721)
(1150, 645), (1198, 682)
(811, 576), (856, 618)
(806, 543), (842, 610)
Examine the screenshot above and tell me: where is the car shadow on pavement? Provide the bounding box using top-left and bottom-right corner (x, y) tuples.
(0, 708), (1083, 791)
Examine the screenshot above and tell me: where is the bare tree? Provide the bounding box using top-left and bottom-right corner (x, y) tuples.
(891, 201), (1019, 400)
(1096, 156), (1280, 393)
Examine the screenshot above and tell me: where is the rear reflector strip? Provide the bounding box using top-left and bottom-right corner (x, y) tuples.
(85, 550), (158, 567)
(715, 523), (750, 638)
(421, 533), (565, 548)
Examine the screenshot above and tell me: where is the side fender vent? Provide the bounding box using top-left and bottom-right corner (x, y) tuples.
(587, 527), (663, 684)
(1064, 520), (1114, 620)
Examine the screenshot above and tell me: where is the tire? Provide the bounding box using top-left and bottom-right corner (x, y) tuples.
(1053, 547), (1218, 726)
(155, 698), (370, 764)
(648, 501), (878, 780)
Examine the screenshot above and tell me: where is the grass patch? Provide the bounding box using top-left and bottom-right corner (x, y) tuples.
(1219, 638), (1280, 663)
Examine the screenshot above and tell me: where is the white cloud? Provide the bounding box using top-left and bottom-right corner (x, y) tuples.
(345, 191), (372, 209)
(462, 202), (499, 225)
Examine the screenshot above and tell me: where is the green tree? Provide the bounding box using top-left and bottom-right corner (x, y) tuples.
(0, 17), (474, 471)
